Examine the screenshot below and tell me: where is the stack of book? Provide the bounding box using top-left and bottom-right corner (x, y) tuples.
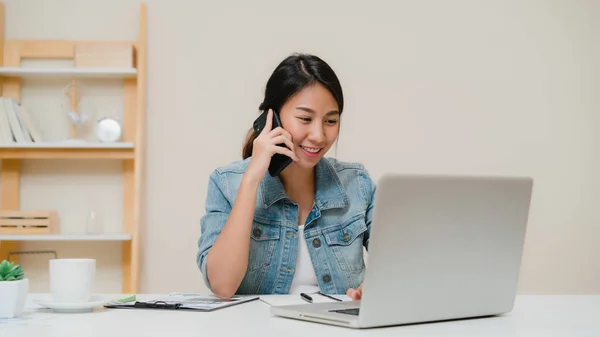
(0, 97), (43, 144)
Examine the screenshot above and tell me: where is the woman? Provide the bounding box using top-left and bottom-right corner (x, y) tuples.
(197, 53), (376, 300)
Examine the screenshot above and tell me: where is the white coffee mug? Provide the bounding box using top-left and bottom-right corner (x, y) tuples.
(49, 259), (96, 303)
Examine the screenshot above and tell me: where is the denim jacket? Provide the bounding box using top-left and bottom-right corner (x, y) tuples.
(196, 157), (376, 295)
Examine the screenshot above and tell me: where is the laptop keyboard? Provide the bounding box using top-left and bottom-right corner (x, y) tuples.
(329, 308), (360, 316)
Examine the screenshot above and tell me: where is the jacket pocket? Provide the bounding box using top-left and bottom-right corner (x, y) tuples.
(323, 214), (367, 271)
(247, 222), (281, 272)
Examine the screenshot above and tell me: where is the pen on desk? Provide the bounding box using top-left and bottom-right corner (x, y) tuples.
(317, 291), (343, 302)
(300, 293), (313, 303)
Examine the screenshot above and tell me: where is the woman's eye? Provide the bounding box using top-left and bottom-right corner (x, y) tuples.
(326, 119), (339, 125)
(298, 117), (311, 122)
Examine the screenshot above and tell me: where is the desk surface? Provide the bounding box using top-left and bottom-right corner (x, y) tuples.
(1, 294), (599, 336)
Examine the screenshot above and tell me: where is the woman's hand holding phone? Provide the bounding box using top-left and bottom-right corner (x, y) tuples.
(246, 109), (298, 182)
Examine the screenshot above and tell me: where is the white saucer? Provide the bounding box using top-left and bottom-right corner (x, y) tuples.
(33, 295), (109, 313)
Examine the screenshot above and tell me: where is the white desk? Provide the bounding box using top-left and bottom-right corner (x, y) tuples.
(1, 294), (598, 336)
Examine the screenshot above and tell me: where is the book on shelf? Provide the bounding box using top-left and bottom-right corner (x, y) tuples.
(0, 96), (43, 145)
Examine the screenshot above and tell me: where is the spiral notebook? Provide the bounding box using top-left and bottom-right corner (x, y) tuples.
(104, 293), (259, 312)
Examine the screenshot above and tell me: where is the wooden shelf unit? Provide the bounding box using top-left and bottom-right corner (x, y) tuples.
(0, 3), (147, 293)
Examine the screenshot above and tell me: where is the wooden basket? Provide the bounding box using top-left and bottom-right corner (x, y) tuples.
(0, 210), (59, 234)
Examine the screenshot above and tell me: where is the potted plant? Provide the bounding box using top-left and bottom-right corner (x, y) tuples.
(0, 259), (28, 318)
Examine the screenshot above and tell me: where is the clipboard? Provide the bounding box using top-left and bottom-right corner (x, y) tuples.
(104, 294), (259, 312)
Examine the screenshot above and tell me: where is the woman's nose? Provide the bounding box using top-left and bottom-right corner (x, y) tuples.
(308, 123), (325, 144)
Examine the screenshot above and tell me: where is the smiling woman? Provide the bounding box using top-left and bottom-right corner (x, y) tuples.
(196, 53), (376, 300)
(241, 54), (344, 164)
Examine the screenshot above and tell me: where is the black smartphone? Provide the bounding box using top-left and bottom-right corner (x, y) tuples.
(252, 110), (293, 177)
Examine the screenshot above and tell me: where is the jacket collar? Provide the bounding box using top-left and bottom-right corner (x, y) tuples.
(259, 159), (349, 210)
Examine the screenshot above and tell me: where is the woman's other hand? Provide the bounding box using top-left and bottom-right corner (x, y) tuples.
(346, 283), (363, 300)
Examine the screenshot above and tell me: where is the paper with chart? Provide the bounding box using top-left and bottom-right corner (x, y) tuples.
(152, 293), (259, 310)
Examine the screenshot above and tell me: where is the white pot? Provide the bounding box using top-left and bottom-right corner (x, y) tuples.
(0, 278), (29, 318)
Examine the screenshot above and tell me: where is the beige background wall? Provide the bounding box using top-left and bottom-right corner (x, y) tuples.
(1, 0), (598, 294)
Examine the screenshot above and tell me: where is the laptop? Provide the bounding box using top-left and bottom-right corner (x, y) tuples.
(271, 173), (533, 329)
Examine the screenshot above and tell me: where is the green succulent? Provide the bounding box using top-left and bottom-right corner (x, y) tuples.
(0, 260), (24, 281)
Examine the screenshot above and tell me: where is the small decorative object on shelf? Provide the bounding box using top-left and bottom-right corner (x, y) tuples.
(96, 117), (123, 143)
(0, 259), (29, 318)
(0, 210), (59, 235)
(86, 210), (105, 234)
(62, 80), (91, 140)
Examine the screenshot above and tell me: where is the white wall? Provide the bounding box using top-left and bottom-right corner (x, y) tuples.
(1, 0), (599, 294)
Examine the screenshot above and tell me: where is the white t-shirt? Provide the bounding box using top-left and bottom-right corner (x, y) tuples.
(288, 225), (319, 294)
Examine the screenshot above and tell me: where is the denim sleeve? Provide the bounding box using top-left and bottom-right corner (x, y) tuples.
(362, 170), (376, 251)
(197, 170), (232, 292)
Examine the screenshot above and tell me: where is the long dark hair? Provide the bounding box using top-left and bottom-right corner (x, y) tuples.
(242, 53), (344, 159)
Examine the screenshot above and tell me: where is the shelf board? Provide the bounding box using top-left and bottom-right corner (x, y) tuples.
(0, 67), (137, 79)
(0, 142), (134, 159)
(0, 142), (134, 149)
(0, 233), (132, 241)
